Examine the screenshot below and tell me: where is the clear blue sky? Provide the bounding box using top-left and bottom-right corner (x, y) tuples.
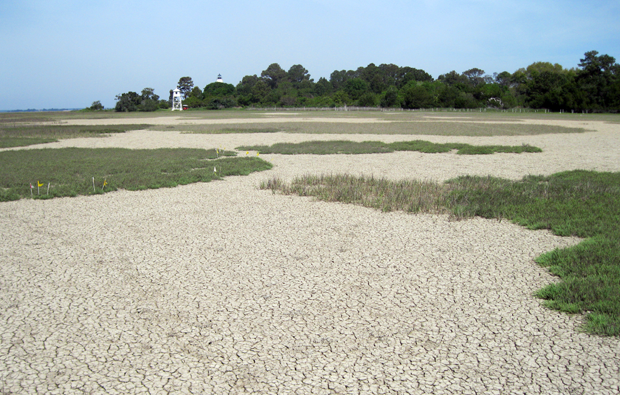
(1, 0), (618, 111)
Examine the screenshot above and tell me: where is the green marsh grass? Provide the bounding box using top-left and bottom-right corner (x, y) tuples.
(239, 140), (542, 155)
(261, 170), (620, 336)
(162, 121), (585, 136)
(174, 126), (280, 134)
(0, 123), (152, 147)
(0, 148), (269, 201)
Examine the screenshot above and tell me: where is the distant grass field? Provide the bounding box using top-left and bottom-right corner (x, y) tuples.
(0, 123), (152, 148)
(262, 171), (620, 336)
(1, 110), (595, 138)
(0, 148), (270, 201)
(158, 121), (585, 136)
(4, 108), (618, 123)
(237, 140), (542, 155)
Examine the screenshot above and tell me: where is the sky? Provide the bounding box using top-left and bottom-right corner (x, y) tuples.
(1, 0), (619, 111)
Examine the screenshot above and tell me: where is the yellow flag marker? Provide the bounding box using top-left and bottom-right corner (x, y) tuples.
(257, 152), (259, 156)
(37, 181), (43, 187)
(246, 151), (249, 155)
(103, 179), (108, 187)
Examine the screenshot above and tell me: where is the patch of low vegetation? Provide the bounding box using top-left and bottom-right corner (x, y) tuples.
(0, 124), (152, 148)
(0, 113), (56, 124)
(0, 137), (59, 149)
(0, 148), (268, 201)
(261, 170), (620, 336)
(171, 126), (279, 134)
(238, 140), (542, 155)
(168, 120), (585, 136)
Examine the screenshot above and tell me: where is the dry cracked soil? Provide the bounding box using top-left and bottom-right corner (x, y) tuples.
(1, 114), (619, 394)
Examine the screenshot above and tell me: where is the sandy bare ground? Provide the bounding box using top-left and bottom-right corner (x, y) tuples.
(1, 116), (619, 394)
(59, 116), (393, 126)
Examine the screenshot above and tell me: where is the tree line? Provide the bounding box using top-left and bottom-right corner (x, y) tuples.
(103, 51), (619, 112)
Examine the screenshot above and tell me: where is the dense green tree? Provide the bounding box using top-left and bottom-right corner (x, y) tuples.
(577, 50), (618, 109)
(401, 83), (433, 109)
(526, 62), (565, 77)
(206, 97), (237, 109)
(332, 91), (351, 106)
(280, 95), (297, 107)
(297, 79), (315, 98)
(526, 71), (571, 111)
(177, 77), (194, 99)
(89, 101), (104, 111)
(357, 92), (377, 107)
(139, 88), (159, 111)
(114, 91), (140, 112)
(251, 79), (271, 103)
(369, 74), (386, 94)
(495, 71), (512, 87)
(314, 77), (333, 96)
(399, 67), (433, 87)
(113, 53), (618, 111)
(276, 81), (296, 97)
(141, 87), (159, 101)
(379, 63), (400, 86)
(158, 100), (169, 109)
(203, 82), (235, 97)
(287, 64), (311, 85)
(437, 84), (460, 108)
(360, 63), (377, 79)
(236, 75), (259, 96)
(183, 96), (202, 108)
(114, 88), (160, 112)
(344, 78), (369, 100)
(480, 83), (507, 108)
(261, 63), (287, 89)
(462, 68), (485, 87)
(329, 70), (349, 90)
(188, 86), (203, 98)
(380, 86), (399, 108)
(437, 70), (468, 87)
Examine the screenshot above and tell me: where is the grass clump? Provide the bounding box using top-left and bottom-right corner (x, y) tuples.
(262, 174), (448, 213)
(239, 140), (542, 155)
(0, 137), (59, 148)
(172, 126), (279, 134)
(240, 140), (393, 155)
(0, 148), (270, 201)
(168, 120), (586, 136)
(0, 124), (152, 147)
(262, 170), (620, 336)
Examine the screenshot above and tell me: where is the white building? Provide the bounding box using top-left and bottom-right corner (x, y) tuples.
(171, 88), (182, 111)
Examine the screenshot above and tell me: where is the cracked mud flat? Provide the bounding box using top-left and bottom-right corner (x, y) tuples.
(1, 117), (620, 394)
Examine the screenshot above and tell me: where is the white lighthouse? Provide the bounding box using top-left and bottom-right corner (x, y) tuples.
(216, 74), (223, 83)
(171, 88), (182, 111)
